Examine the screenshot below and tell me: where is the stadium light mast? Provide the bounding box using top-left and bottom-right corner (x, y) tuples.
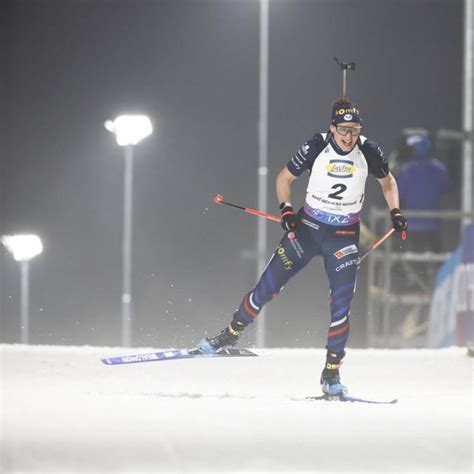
(105, 114), (153, 347)
(462, 0), (473, 228)
(2, 234), (43, 344)
(256, 0), (269, 349)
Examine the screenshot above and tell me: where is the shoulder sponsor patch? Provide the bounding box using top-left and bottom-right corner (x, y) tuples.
(334, 244), (358, 259)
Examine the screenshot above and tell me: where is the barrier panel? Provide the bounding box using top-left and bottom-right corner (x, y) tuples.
(429, 224), (474, 347)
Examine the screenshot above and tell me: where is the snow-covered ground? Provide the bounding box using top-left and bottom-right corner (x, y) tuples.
(1, 344), (472, 473)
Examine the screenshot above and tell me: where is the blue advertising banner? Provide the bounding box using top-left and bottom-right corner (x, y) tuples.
(456, 224), (474, 345)
(429, 224), (474, 348)
(428, 248), (461, 347)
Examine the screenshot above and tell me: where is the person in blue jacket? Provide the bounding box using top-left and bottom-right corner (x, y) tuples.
(396, 133), (452, 253)
(198, 98), (407, 396)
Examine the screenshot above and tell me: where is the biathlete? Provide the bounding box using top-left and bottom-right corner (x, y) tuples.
(198, 98), (407, 396)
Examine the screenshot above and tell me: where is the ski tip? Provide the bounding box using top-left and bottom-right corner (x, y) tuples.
(214, 194), (224, 203)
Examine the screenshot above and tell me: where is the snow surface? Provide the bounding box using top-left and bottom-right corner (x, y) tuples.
(1, 344), (472, 473)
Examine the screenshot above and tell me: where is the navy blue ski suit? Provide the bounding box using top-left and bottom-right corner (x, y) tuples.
(231, 132), (389, 353)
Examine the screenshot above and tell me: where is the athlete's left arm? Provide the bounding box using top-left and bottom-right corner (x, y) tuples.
(378, 173), (408, 232)
(363, 139), (400, 211)
(364, 139), (407, 232)
(377, 172), (400, 211)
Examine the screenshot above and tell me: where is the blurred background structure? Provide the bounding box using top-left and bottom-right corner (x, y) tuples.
(1, 0), (472, 349)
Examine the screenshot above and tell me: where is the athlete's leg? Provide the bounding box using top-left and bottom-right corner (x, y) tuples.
(231, 228), (317, 329)
(322, 235), (359, 354)
(319, 229), (359, 394)
(197, 218), (321, 353)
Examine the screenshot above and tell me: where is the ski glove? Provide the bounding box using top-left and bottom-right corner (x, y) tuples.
(280, 203), (298, 232)
(390, 208), (408, 232)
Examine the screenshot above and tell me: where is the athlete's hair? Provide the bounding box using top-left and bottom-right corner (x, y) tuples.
(332, 98), (353, 110)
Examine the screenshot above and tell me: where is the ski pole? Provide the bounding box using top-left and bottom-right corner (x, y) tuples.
(213, 194), (282, 223)
(213, 194), (295, 239)
(358, 228), (407, 263)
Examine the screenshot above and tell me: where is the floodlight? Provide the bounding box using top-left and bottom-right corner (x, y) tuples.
(104, 113), (154, 346)
(2, 233), (43, 344)
(2, 234), (43, 262)
(104, 115), (153, 146)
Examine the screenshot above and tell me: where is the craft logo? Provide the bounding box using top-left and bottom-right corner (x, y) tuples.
(335, 258), (359, 272)
(277, 244), (294, 270)
(327, 159), (356, 178)
(334, 244), (358, 259)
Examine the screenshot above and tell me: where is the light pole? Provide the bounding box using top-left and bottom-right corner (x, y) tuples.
(462, 0), (473, 228)
(105, 115), (153, 347)
(256, 0), (269, 348)
(2, 234), (43, 344)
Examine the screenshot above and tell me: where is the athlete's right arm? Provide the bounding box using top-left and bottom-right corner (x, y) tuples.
(276, 166), (299, 231)
(276, 166), (297, 205)
(277, 133), (325, 205)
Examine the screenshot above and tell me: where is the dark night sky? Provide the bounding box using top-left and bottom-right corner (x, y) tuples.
(1, 0), (464, 348)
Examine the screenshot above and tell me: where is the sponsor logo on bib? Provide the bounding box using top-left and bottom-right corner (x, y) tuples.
(326, 159), (356, 178)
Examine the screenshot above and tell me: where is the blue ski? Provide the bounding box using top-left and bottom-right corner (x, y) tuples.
(101, 347), (257, 366)
(305, 394), (398, 404)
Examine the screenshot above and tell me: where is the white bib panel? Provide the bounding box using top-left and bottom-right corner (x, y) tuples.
(304, 135), (368, 225)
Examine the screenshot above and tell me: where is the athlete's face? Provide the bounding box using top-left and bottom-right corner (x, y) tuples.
(330, 122), (362, 152)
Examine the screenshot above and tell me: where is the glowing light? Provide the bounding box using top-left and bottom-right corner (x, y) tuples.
(104, 115), (153, 146)
(2, 234), (43, 262)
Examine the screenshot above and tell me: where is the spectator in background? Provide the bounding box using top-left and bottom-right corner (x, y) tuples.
(396, 133), (453, 253)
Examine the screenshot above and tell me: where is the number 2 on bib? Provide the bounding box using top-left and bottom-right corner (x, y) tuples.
(328, 183), (347, 200)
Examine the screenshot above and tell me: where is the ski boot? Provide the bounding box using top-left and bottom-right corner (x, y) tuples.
(197, 323), (242, 354)
(320, 349), (348, 397)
